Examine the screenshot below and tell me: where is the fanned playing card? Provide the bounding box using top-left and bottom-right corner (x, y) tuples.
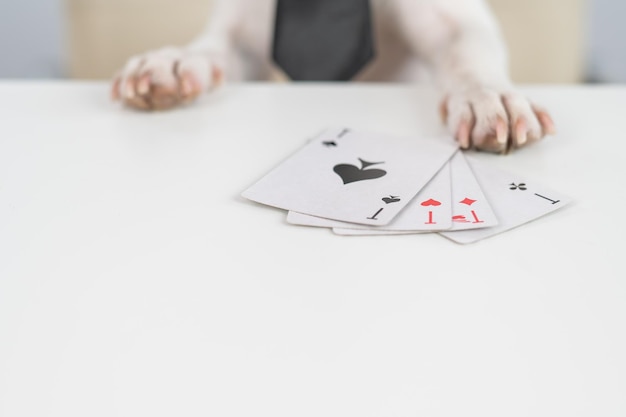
(440, 156), (572, 244)
(242, 127), (458, 226)
(448, 151), (498, 230)
(286, 157), (453, 231)
(327, 151), (498, 235)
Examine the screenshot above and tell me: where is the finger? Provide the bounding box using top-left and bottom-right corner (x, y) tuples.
(137, 52), (182, 110)
(533, 105), (556, 136)
(439, 95), (449, 124)
(501, 93), (544, 150)
(119, 56), (144, 102)
(136, 72), (152, 97)
(496, 115), (509, 146)
(455, 118), (473, 150)
(470, 91), (509, 153)
(123, 76), (151, 110)
(211, 65), (224, 87)
(476, 116), (508, 154)
(445, 95), (474, 150)
(122, 80), (150, 110)
(178, 71), (203, 103)
(176, 54), (215, 102)
(111, 74), (122, 101)
(513, 117), (528, 148)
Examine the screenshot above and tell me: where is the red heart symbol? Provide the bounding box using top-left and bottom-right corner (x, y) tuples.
(420, 199), (441, 207)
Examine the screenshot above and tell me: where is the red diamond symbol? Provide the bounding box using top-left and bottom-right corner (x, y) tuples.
(460, 198), (476, 206)
(453, 215), (469, 223)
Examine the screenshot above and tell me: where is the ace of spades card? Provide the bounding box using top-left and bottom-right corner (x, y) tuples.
(325, 150), (500, 235)
(241, 127), (458, 226)
(287, 158), (454, 231)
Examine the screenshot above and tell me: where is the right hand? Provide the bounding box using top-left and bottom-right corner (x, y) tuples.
(111, 47), (223, 111)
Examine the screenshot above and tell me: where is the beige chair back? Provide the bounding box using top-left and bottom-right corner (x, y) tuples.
(65, 0), (586, 83)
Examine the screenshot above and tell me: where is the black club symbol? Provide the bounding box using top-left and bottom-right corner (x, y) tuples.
(509, 182), (527, 191)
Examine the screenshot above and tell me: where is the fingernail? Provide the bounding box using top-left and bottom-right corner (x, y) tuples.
(211, 66), (223, 85)
(111, 82), (120, 100)
(181, 77), (193, 96)
(137, 77), (150, 95)
(439, 97), (449, 123)
(496, 118), (508, 144)
(516, 129), (527, 146)
(542, 115), (557, 135)
(125, 81), (135, 99)
(516, 119), (527, 145)
(456, 120), (471, 149)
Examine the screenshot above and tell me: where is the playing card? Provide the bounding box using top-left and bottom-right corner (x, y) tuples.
(448, 151), (498, 230)
(242, 127), (458, 226)
(328, 151), (499, 235)
(286, 158), (453, 231)
(332, 228), (419, 236)
(440, 156), (572, 244)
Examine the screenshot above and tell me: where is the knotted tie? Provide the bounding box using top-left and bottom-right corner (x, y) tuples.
(272, 0), (375, 81)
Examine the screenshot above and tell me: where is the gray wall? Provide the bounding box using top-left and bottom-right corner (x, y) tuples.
(0, 0), (624, 82)
(0, 0), (66, 78)
(586, 0), (626, 82)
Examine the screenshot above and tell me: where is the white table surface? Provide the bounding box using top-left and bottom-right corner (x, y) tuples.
(1, 81), (625, 416)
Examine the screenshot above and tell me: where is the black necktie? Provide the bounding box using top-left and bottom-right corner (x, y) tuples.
(272, 0), (375, 81)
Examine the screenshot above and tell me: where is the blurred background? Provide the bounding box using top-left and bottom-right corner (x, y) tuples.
(0, 0), (624, 83)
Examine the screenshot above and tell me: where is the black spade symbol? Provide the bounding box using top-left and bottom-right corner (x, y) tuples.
(382, 195), (400, 204)
(333, 158), (386, 184)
